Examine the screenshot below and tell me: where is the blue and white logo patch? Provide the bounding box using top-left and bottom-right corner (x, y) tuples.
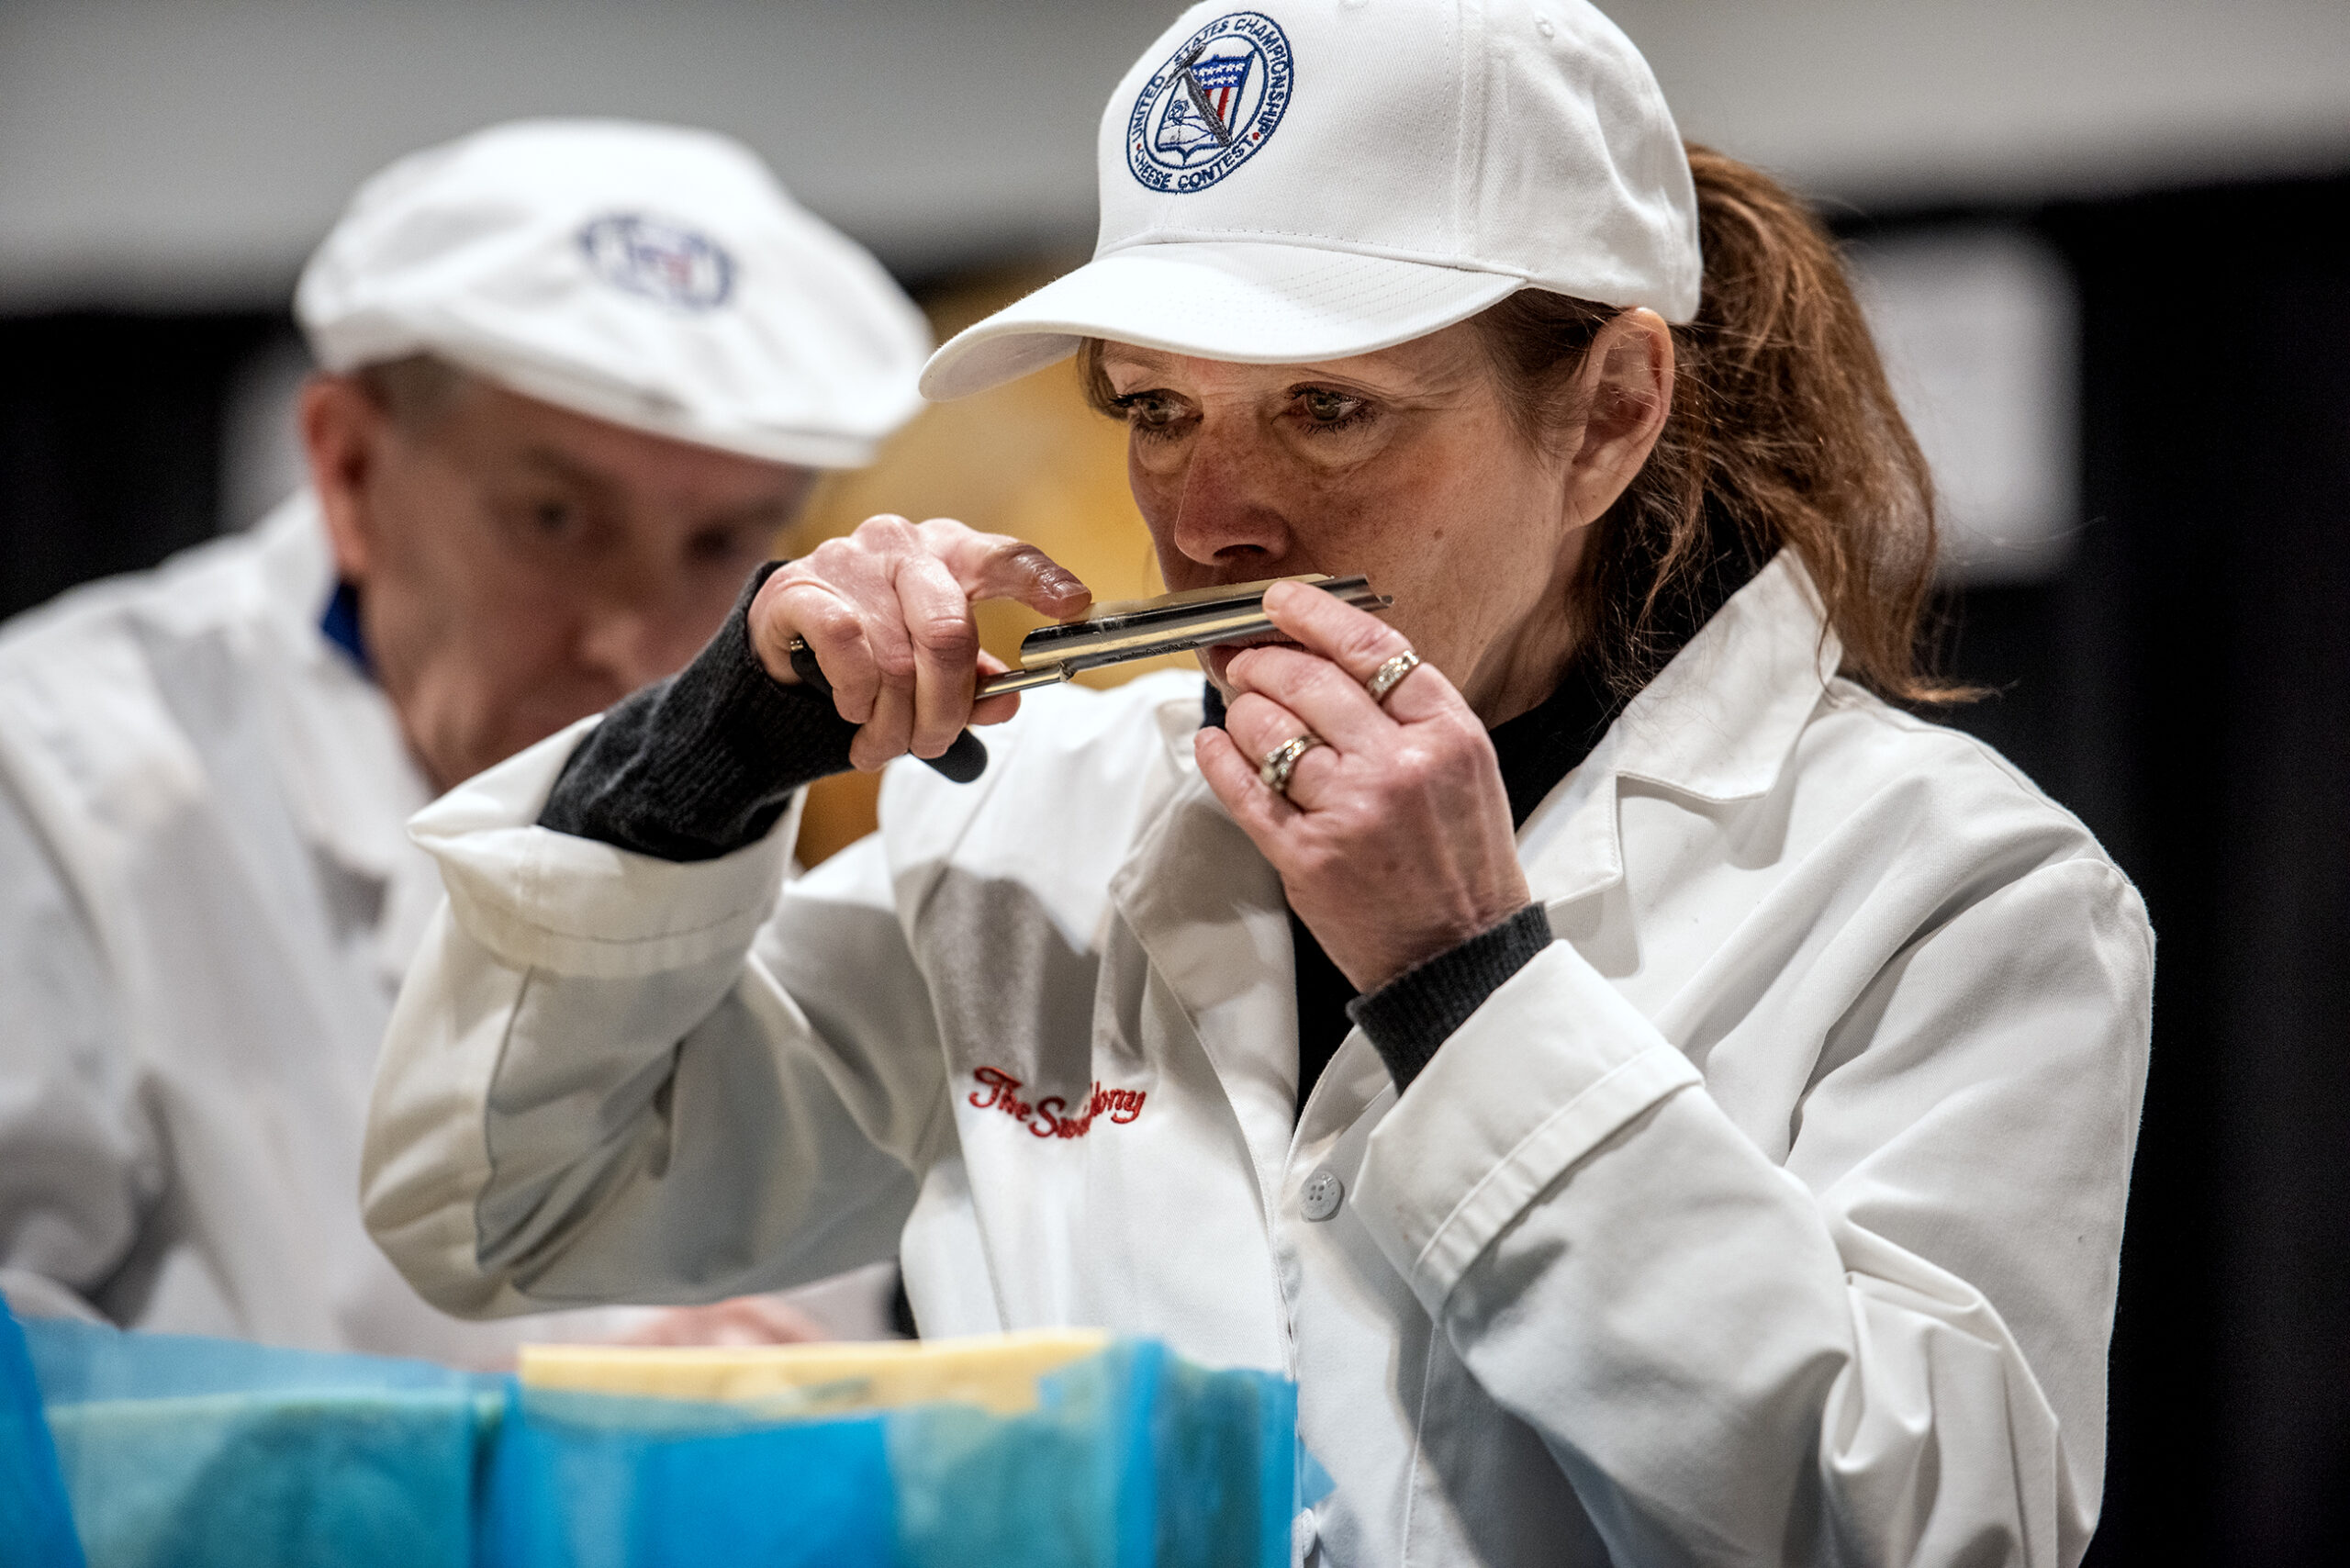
(1126, 12), (1293, 194)
(577, 214), (735, 310)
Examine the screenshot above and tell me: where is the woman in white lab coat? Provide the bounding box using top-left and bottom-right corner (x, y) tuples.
(362, 4), (2150, 1563)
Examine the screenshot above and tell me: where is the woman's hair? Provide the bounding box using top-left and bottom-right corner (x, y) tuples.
(1472, 145), (1950, 702)
(1077, 144), (1955, 705)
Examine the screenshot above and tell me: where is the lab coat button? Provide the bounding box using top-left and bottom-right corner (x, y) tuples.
(1292, 1506), (1320, 1558)
(1301, 1167), (1344, 1221)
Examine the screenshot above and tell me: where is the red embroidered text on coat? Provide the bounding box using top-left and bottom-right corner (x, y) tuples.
(968, 1067), (1146, 1140)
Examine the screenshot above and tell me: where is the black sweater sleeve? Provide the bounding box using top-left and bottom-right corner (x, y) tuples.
(538, 562), (859, 862)
(1344, 903), (1556, 1092)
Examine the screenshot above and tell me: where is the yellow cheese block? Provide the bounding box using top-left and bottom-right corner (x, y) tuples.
(517, 1328), (1113, 1419)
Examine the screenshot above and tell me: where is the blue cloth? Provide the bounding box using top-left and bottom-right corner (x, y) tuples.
(0, 1305), (84, 1568)
(0, 1307), (1298, 1568)
(483, 1340), (1296, 1568)
(18, 1316), (489, 1568)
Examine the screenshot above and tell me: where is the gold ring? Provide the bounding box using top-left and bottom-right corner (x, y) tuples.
(1364, 649), (1422, 704)
(1258, 733), (1326, 799)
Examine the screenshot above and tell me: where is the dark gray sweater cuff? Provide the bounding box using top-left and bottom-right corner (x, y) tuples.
(1346, 904), (1555, 1092)
(538, 562), (859, 862)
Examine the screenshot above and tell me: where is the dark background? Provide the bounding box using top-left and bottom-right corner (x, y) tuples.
(5, 171), (2348, 1562)
(0, 311), (284, 618)
(1849, 172), (2350, 1565)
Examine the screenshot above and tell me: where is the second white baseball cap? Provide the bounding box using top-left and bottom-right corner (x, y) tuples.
(922, 0), (1697, 401)
(299, 119), (931, 468)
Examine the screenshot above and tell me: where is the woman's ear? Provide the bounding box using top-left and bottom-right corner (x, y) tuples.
(1563, 308), (1674, 526)
(300, 374), (390, 582)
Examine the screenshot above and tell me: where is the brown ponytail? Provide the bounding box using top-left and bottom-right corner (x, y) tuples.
(1474, 144), (1952, 703)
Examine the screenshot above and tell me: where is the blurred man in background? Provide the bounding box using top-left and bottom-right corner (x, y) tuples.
(0, 119), (930, 1360)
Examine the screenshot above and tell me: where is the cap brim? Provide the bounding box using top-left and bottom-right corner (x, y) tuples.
(412, 340), (895, 470)
(919, 243), (1525, 401)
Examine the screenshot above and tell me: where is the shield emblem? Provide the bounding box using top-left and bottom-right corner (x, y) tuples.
(1155, 44), (1259, 162)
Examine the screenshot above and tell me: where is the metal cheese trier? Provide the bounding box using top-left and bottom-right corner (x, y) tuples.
(974, 572), (1391, 696)
(786, 573), (1392, 783)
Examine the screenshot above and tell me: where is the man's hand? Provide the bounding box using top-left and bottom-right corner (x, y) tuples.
(1195, 580), (1531, 992)
(750, 515), (1091, 773)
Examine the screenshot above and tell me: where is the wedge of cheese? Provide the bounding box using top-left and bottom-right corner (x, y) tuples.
(517, 1328), (1113, 1418)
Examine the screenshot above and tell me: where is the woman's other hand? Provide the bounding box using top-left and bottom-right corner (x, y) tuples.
(1196, 579), (1532, 992)
(750, 515), (1091, 772)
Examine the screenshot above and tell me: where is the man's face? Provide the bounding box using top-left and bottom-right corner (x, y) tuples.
(305, 371), (811, 792)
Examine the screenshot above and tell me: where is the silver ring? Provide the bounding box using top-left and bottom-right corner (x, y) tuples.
(1364, 649), (1422, 705)
(1258, 733), (1326, 799)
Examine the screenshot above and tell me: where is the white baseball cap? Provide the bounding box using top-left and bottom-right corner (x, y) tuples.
(297, 118), (931, 468)
(922, 0), (1697, 401)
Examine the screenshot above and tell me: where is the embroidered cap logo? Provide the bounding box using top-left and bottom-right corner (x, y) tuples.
(577, 213), (735, 310)
(1126, 12), (1293, 194)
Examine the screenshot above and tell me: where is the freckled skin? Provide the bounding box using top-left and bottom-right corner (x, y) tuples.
(1102, 322), (1592, 729)
(303, 375), (812, 793)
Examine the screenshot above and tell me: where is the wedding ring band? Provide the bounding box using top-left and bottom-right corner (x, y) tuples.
(1258, 733), (1326, 799)
(1364, 649), (1422, 704)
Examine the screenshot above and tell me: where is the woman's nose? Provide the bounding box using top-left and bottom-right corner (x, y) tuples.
(1163, 424), (1295, 572)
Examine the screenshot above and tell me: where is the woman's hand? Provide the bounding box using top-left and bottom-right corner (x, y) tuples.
(750, 515), (1091, 772)
(1195, 580), (1531, 992)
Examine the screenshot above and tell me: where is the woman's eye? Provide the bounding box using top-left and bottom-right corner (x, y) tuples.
(1113, 392), (1190, 440)
(532, 499), (578, 537)
(1296, 388), (1368, 429)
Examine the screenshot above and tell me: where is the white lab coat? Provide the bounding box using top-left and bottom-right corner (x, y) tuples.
(363, 553), (2151, 1565)
(0, 497), (649, 1360)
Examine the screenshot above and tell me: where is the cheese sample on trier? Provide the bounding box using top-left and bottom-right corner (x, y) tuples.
(517, 1328), (1113, 1418)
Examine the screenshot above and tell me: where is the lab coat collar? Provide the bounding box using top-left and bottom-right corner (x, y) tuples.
(1111, 552), (1837, 1191)
(1517, 548), (1839, 905)
(1595, 549), (1837, 803)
